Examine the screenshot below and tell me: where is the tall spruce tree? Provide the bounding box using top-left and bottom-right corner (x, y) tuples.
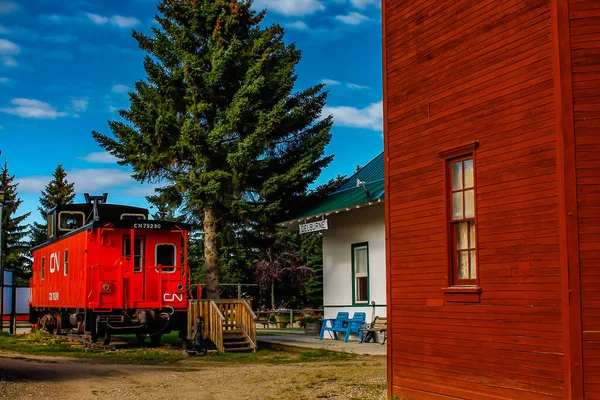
(0, 161), (31, 284)
(30, 164), (76, 247)
(92, 0), (333, 299)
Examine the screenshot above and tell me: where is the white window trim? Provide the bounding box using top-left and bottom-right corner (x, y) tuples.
(120, 213), (147, 220)
(63, 249), (69, 276)
(154, 243), (177, 274)
(353, 244), (369, 304)
(57, 211), (86, 232)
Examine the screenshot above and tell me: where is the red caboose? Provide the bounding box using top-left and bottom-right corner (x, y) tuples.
(29, 193), (191, 345)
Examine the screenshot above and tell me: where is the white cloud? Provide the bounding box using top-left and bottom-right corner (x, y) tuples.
(336, 12), (370, 25)
(349, 0), (380, 9)
(0, 125), (3, 130)
(18, 168), (132, 193)
(110, 16), (140, 28)
(0, 77), (11, 84)
(111, 84), (129, 93)
(0, 38), (19, 66)
(323, 100), (382, 131)
(287, 21), (309, 30)
(0, 98), (68, 119)
(253, 0), (324, 16)
(17, 168), (157, 197)
(108, 105), (119, 113)
(347, 83), (370, 90)
(70, 98), (89, 112)
(2, 56), (17, 67)
(78, 151), (119, 164)
(0, 38), (19, 54)
(321, 79), (341, 86)
(85, 12), (108, 24)
(86, 13), (140, 28)
(38, 14), (69, 24)
(0, 1), (18, 13)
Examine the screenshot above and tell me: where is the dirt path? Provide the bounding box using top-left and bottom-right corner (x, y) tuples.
(0, 353), (387, 400)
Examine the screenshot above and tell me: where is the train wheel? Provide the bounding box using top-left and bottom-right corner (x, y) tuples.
(150, 333), (162, 347)
(103, 329), (112, 346)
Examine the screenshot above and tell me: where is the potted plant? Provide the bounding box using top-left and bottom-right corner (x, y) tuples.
(298, 312), (323, 336)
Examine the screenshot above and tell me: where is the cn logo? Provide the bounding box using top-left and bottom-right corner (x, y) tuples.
(163, 293), (184, 302)
(49, 251), (61, 273)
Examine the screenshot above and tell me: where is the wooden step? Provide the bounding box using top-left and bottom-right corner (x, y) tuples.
(224, 340), (250, 346)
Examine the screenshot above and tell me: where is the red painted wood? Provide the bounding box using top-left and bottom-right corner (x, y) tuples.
(382, 0), (598, 398)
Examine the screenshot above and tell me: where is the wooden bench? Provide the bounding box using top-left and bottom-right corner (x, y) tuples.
(319, 312), (366, 342)
(360, 316), (387, 345)
(255, 311), (271, 329)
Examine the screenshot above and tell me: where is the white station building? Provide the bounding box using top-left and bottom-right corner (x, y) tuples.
(278, 152), (386, 323)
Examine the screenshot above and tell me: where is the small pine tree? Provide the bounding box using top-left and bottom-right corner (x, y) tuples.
(30, 164), (75, 247)
(0, 161), (31, 285)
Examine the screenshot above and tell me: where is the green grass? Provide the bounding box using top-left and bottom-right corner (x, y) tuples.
(0, 331), (357, 365)
(0, 331), (185, 363)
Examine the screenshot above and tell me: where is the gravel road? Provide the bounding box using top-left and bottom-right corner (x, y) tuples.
(0, 353), (387, 400)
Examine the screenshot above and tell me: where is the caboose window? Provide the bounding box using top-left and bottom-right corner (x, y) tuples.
(47, 213), (55, 238)
(58, 211), (85, 232)
(155, 244), (176, 273)
(41, 257), (45, 280)
(123, 236), (145, 273)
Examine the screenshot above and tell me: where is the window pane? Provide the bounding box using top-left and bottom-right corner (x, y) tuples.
(156, 244), (176, 272)
(456, 222), (468, 250)
(452, 192), (463, 219)
(355, 247), (368, 274)
(59, 213), (83, 231)
(458, 252), (469, 280)
(469, 222), (476, 248)
(470, 250), (477, 279)
(464, 159), (474, 188)
(452, 162), (463, 190)
(356, 276), (368, 302)
(464, 189), (475, 219)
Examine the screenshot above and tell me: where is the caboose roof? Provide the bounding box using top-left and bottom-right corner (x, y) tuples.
(50, 202), (150, 224)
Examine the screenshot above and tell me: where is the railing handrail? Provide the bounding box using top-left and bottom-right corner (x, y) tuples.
(209, 300), (226, 321)
(240, 299), (257, 320)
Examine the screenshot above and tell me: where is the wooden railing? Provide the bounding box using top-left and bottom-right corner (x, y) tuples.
(187, 300), (225, 353)
(212, 299), (257, 351)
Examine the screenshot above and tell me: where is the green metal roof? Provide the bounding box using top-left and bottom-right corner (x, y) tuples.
(292, 180), (384, 220)
(281, 152), (384, 223)
(336, 151), (384, 192)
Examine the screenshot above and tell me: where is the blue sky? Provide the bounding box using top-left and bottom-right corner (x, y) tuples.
(0, 0), (382, 225)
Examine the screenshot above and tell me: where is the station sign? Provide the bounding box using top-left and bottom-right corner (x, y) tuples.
(299, 219), (328, 234)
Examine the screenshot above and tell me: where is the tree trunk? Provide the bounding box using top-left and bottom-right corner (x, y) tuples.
(271, 281), (275, 310)
(203, 207), (219, 299)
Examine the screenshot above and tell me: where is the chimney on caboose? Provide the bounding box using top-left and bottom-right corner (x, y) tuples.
(84, 193), (109, 222)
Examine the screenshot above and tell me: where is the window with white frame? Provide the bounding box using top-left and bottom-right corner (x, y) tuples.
(155, 244), (176, 273)
(352, 243), (369, 304)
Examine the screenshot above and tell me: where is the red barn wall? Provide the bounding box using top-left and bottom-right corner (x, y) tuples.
(570, 1), (600, 398)
(382, 0), (583, 398)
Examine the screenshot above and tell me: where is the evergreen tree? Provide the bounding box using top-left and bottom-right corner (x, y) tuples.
(93, 0), (333, 299)
(0, 161), (31, 285)
(30, 164), (75, 247)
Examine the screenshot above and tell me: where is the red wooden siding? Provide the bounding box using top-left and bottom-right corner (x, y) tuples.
(571, 0), (600, 398)
(383, 0), (572, 398)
